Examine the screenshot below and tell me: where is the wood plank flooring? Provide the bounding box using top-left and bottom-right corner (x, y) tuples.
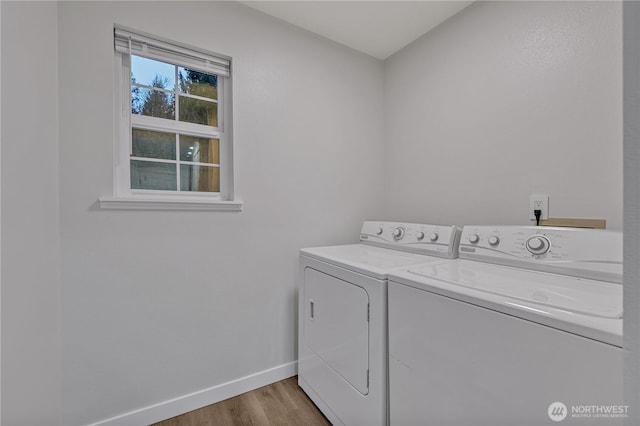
(152, 376), (331, 426)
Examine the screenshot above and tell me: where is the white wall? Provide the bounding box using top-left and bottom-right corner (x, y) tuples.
(57, 1), (384, 424)
(384, 1), (623, 230)
(1, 2), (3, 420)
(1, 1), (61, 425)
(623, 2), (640, 424)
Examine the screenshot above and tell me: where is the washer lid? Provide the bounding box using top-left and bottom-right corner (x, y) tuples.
(389, 260), (622, 347)
(300, 244), (442, 279)
(407, 260), (622, 319)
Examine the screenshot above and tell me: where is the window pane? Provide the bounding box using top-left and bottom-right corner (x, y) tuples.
(132, 87), (175, 119)
(132, 129), (176, 160)
(180, 165), (219, 192)
(131, 160), (177, 190)
(179, 135), (219, 164)
(178, 67), (217, 100)
(131, 55), (175, 89)
(179, 96), (217, 126)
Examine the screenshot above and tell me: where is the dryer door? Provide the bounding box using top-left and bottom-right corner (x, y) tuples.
(304, 267), (370, 395)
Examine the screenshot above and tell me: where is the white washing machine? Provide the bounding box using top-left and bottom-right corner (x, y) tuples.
(298, 221), (461, 426)
(388, 226), (623, 426)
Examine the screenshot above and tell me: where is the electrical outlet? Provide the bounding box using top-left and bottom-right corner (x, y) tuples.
(529, 194), (549, 220)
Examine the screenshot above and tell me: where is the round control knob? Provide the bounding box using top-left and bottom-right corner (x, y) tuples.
(488, 236), (500, 246)
(469, 234), (480, 244)
(416, 231), (425, 240)
(376, 227), (383, 235)
(430, 232), (439, 242)
(526, 235), (551, 255)
(392, 227), (405, 240)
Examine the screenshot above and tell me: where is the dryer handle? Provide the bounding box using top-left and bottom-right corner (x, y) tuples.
(309, 299), (315, 320)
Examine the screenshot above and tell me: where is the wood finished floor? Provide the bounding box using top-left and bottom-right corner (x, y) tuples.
(152, 376), (331, 426)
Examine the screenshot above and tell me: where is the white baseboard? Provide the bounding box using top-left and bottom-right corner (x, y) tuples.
(89, 361), (298, 426)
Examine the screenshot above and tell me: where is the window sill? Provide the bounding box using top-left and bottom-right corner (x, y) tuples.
(98, 196), (243, 211)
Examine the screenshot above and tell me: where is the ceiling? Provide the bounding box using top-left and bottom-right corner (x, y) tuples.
(240, 1), (474, 60)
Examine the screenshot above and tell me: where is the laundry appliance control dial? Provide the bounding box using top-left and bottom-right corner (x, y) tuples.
(430, 233), (439, 242)
(393, 227), (405, 240)
(416, 231), (425, 240)
(469, 234), (480, 244)
(488, 236), (500, 246)
(526, 235), (551, 255)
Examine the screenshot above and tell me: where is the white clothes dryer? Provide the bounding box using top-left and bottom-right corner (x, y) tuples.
(298, 221), (461, 426)
(388, 226), (623, 426)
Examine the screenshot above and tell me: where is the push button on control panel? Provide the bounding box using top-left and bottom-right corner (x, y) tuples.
(393, 227), (405, 240)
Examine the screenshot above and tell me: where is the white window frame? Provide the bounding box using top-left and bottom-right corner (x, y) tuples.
(100, 26), (241, 211)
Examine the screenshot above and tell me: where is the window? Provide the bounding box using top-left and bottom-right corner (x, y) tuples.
(102, 26), (240, 210)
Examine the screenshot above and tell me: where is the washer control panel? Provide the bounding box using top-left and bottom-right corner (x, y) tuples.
(360, 221), (461, 258)
(459, 226), (622, 283)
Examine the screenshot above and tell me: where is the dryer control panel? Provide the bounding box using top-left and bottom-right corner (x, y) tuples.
(360, 221), (461, 259)
(459, 226), (622, 283)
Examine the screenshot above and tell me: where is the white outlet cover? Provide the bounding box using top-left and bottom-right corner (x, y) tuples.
(529, 194), (549, 220)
